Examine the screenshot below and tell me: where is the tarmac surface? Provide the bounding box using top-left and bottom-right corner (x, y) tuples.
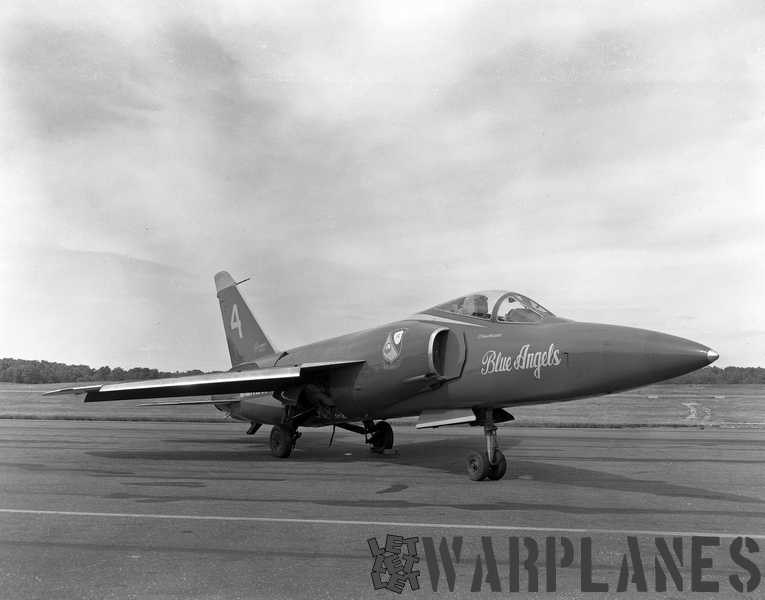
(1, 420), (764, 599)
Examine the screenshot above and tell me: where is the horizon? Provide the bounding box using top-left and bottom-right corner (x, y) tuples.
(3, 355), (764, 372)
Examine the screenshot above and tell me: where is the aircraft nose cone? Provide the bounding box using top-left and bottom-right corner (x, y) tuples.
(639, 332), (715, 378)
(563, 323), (718, 391)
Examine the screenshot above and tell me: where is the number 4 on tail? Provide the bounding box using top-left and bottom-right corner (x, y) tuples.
(230, 304), (243, 339)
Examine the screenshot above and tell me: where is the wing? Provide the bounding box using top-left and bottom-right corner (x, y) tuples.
(44, 360), (364, 403)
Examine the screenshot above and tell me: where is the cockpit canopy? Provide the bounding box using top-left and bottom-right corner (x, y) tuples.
(431, 290), (555, 323)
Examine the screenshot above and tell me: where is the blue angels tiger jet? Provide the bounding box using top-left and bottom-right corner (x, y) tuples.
(47, 271), (718, 480)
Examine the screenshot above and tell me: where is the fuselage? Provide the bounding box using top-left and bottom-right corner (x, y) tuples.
(203, 278), (719, 478)
(248, 303), (716, 424)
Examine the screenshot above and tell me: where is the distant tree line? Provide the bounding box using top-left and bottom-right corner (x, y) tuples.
(0, 358), (762, 385)
(666, 366), (765, 384)
(0, 358), (204, 384)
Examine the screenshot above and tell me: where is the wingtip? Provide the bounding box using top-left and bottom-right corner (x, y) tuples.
(43, 385), (102, 396)
(43, 387), (76, 396)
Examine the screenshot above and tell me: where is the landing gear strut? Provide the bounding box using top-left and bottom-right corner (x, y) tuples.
(466, 410), (507, 481)
(334, 420), (395, 453)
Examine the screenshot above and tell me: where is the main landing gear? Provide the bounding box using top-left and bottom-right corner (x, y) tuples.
(265, 408), (394, 459)
(466, 409), (507, 481)
(269, 406), (313, 458)
(269, 424), (301, 458)
(367, 420), (394, 454)
(334, 420), (394, 453)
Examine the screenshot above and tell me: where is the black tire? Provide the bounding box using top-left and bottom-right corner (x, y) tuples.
(466, 451), (489, 481)
(270, 425), (294, 458)
(487, 451), (507, 480)
(379, 421), (394, 449)
(370, 421), (394, 453)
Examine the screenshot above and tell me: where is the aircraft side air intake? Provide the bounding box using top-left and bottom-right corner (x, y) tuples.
(335, 321), (469, 413)
(427, 327), (467, 380)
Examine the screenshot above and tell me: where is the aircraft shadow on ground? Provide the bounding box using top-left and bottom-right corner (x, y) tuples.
(372, 439), (763, 505)
(88, 435), (762, 506)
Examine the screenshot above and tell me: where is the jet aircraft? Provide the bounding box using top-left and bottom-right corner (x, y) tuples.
(47, 271), (719, 480)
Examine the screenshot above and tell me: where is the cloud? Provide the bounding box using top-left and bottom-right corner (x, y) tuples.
(5, 22), (157, 137)
(0, 1), (763, 369)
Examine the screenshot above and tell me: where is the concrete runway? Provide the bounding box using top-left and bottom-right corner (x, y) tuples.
(1, 420), (764, 599)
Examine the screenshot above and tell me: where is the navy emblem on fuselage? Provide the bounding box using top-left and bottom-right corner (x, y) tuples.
(382, 328), (406, 367)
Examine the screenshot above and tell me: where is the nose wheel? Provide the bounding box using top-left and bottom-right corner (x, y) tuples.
(466, 412), (507, 481)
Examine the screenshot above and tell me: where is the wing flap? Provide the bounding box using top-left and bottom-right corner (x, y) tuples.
(137, 399), (240, 406)
(83, 367), (301, 402)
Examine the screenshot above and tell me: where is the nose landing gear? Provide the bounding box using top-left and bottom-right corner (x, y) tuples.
(466, 410), (507, 481)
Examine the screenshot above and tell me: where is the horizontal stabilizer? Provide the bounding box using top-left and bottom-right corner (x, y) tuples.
(43, 360), (364, 403)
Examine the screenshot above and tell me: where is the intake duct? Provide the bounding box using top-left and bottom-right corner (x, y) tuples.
(428, 327), (466, 380)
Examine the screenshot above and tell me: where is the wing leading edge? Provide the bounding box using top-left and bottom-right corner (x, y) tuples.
(44, 360), (364, 403)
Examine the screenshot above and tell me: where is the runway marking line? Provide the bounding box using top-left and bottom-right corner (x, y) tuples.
(0, 508), (763, 539)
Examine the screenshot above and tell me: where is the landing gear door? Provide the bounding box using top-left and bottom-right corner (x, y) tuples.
(428, 328), (467, 380)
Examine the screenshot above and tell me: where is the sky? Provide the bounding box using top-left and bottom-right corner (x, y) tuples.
(0, 0), (763, 371)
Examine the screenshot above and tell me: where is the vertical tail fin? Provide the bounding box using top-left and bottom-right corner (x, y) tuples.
(214, 271), (276, 367)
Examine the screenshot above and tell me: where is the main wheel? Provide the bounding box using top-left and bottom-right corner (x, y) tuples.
(466, 451), (490, 481)
(486, 451), (507, 480)
(370, 421), (394, 454)
(270, 425), (294, 458)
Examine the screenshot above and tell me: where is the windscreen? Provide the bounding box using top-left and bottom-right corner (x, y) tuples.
(432, 291), (554, 322)
(433, 291), (507, 320)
